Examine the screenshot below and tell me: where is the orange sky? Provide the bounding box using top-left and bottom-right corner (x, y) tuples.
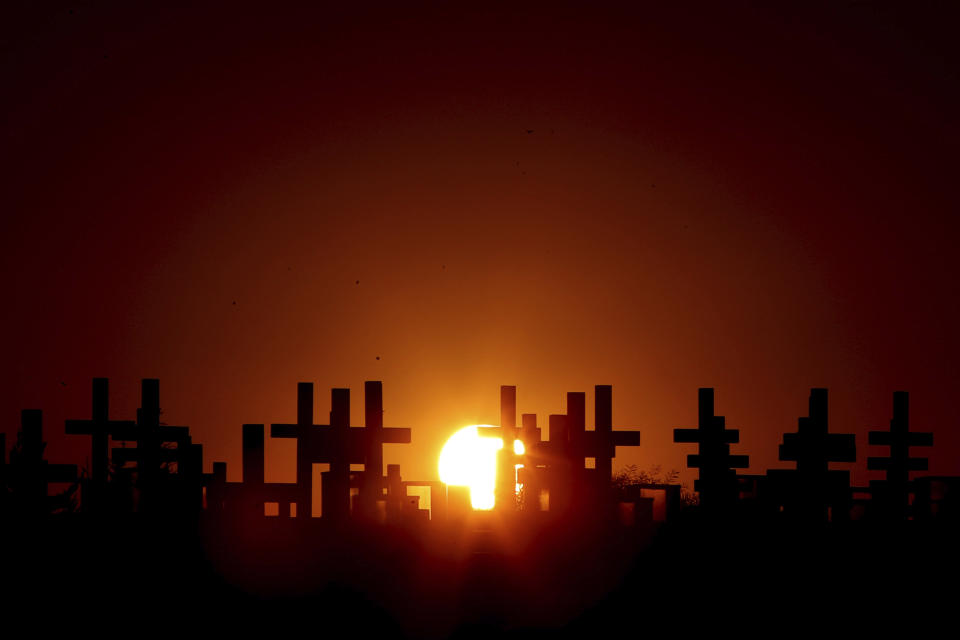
(3, 2), (959, 492)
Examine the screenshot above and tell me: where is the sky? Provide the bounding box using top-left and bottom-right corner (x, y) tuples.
(2, 1), (958, 492)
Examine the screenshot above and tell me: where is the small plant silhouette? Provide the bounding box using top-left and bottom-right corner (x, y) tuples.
(612, 464), (698, 506)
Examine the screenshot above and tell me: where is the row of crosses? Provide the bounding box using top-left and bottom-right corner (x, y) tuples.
(2, 379), (204, 519)
(204, 383), (647, 524)
(673, 388), (936, 522)
(205, 381), (414, 523)
(1, 379), (950, 526)
(65, 378), (204, 516)
(486, 385), (643, 517)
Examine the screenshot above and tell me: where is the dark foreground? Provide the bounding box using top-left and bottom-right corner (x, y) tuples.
(4, 511), (956, 638)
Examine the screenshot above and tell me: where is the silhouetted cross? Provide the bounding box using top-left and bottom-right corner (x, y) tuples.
(110, 380), (191, 512)
(780, 388), (856, 473)
(64, 378), (135, 510)
(674, 388), (748, 509)
(581, 386), (641, 485)
(867, 391), (932, 518)
(768, 388), (856, 522)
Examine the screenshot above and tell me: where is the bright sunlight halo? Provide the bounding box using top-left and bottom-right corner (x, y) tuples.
(438, 425), (524, 510)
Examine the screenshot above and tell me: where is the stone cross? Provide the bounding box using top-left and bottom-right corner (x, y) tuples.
(65, 378), (136, 512)
(768, 388), (856, 522)
(674, 388), (749, 511)
(867, 391), (933, 520)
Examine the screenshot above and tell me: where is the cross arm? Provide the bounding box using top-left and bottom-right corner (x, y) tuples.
(687, 454), (749, 469)
(270, 423), (299, 438)
(867, 457), (929, 472)
(868, 431), (933, 447)
(111, 424), (141, 441)
(673, 428), (701, 443)
(612, 431), (640, 447)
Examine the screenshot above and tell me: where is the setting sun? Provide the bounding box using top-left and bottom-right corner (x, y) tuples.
(438, 425), (524, 510)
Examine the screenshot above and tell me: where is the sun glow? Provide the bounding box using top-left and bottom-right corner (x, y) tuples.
(438, 425), (525, 510)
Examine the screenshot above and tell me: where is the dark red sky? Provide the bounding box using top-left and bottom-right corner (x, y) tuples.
(3, 1), (958, 490)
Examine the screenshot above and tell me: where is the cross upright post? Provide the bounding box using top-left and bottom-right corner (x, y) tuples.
(243, 424), (266, 519)
(495, 385), (519, 512)
(360, 381), (385, 519)
(565, 391), (590, 511)
(358, 381), (410, 518)
(594, 385), (614, 488)
(545, 413), (571, 515)
(323, 388), (352, 522)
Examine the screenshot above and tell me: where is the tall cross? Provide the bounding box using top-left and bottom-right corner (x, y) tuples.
(867, 391), (932, 519)
(496, 385), (520, 511)
(270, 382), (323, 518)
(65, 378), (136, 512)
(324, 388), (352, 521)
(558, 388), (642, 511)
(780, 389), (856, 474)
(359, 381), (385, 519)
(770, 388), (856, 522)
(582, 385), (641, 489)
(111, 379), (191, 514)
(674, 388), (749, 510)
